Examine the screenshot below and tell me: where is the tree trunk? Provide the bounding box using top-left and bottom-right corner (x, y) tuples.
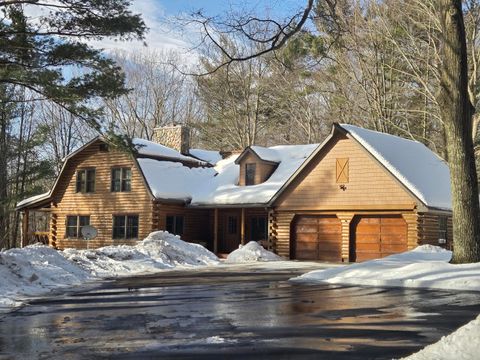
(0, 116), (9, 249)
(437, 0), (480, 263)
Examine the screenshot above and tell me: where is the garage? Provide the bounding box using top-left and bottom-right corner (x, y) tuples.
(293, 215), (342, 261)
(350, 215), (407, 262)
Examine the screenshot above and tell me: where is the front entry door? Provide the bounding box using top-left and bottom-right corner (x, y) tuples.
(221, 213), (240, 253)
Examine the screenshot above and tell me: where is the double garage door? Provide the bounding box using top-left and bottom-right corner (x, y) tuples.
(293, 215), (407, 262)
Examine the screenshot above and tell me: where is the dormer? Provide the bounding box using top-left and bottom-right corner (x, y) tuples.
(235, 146), (279, 186)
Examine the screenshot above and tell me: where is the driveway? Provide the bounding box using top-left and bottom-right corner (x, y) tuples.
(0, 262), (479, 359)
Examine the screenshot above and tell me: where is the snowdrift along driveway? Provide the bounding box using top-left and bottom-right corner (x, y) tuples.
(292, 245), (480, 292)
(0, 231), (219, 311)
(0, 232), (285, 312)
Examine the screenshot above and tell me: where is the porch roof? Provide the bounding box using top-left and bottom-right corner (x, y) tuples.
(16, 192), (51, 210)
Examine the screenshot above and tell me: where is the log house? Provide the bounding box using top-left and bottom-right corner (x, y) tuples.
(17, 124), (453, 262)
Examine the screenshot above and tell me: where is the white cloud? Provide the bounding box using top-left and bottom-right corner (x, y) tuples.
(89, 0), (197, 60)
(23, 0), (201, 66)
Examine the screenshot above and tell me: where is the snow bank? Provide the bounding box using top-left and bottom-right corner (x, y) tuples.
(0, 244), (91, 309)
(63, 231), (219, 277)
(401, 314), (480, 360)
(292, 245), (480, 292)
(139, 231), (219, 265)
(225, 241), (282, 263)
(1, 232), (218, 312)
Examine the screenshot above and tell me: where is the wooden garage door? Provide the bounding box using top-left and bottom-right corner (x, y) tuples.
(351, 215), (407, 262)
(294, 216), (342, 261)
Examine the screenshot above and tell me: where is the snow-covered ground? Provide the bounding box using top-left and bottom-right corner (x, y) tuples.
(292, 245), (480, 359)
(0, 233), (285, 313)
(2, 237), (480, 359)
(401, 314), (480, 360)
(225, 241), (283, 263)
(0, 231), (220, 312)
(292, 245), (480, 292)
(0, 243), (91, 309)
(63, 231), (219, 277)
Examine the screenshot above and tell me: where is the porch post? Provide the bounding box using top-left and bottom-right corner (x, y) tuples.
(337, 213), (354, 263)
(240, 208), (245, 245)
(213, 208), (218, 254)
(22, 209), (29, 248)
(402, 213), (419, 250)
(19, 211), (24, 248)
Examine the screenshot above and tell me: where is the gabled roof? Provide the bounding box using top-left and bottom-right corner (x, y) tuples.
(270, 123), (452, 210)
(234, 146), (281, 165)
(16, 137), (103, 210)
(16, 137), (208, 210)
(17, 124), (452, 211)
(340, 124), (451, 210)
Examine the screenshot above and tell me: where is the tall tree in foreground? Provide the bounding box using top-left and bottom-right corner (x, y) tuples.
(437, 0), (480, 263)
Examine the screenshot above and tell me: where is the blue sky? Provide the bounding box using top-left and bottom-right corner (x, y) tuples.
(158, 0), (302, 18)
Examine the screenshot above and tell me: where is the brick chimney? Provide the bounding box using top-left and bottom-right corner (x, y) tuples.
(153, 124), (191, 154)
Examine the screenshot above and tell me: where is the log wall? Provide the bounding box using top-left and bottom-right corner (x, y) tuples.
(52, 140), (153, 249)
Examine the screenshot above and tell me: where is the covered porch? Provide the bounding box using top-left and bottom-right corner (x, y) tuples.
(210, 207), (273, 256)
(16, 194), (55, 248)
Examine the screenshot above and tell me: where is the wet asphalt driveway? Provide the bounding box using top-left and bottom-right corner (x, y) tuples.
(0, 262), (479, 359)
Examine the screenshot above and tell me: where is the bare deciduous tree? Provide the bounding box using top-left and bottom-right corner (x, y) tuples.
(104, 50), (201, 140)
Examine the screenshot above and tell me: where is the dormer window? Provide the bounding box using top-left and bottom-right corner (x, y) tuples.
(235, 147), (279, 186)
(76, 168), (95, 193)
(245, 163), (256, 186)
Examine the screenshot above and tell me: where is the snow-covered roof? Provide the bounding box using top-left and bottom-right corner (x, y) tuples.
(136, 144), (318, 205)
(188, 149), (223, 165)
(17, 124), (452, 211)
(16, 192), (51, 209)
(133, 138), (204, 164)
(137, 158), (216, 202)
(340, 124), (451, 210)
(249, 146), (281, 163)
(193, 144), (317, 205)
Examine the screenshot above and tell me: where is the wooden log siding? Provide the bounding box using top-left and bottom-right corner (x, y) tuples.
(49, 211), (58, 248)
(401, 213), (420, 250)
(270, 211), (296, 258)
(417, 213), (453, 249)
(337, 213), (354, 262)
(154, 203), (212, 247)
(267, 209), (275, 251)
(52, 141), (153, 250)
